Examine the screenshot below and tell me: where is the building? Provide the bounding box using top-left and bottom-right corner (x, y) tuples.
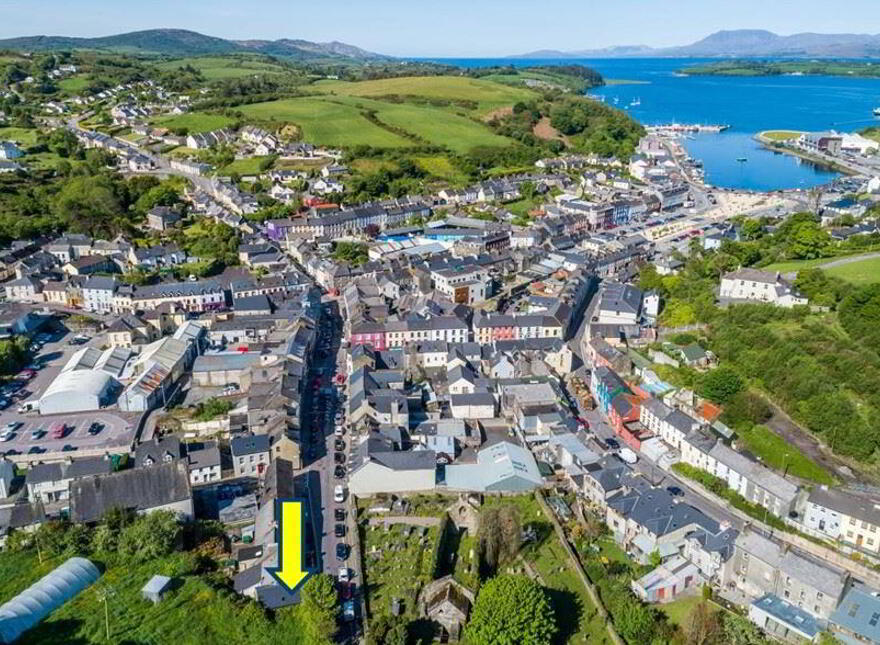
(38, 369), (118, 415)
(70, 462), (193, 523)
(231, 435), (271, 477)
(420, 577), (474, 642)
(444, 442), (543, 493)
(799, 131), (843, 156)
(829, 582), (880, 644)
(748, 594), (820, 644)
(82, 276), (117, 314)
(0, 141), (24, 160)
(146, 206), (181, 231)
(803, 487), (880, 555)
(25, 457), (113, 507)
(720, 268), (808, 307)
(348, 434), (437, 496)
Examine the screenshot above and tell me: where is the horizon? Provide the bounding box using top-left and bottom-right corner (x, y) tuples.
(1, 0), (878, 57)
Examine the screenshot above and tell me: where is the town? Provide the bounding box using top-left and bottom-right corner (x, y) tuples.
(1, 33), (880, 645)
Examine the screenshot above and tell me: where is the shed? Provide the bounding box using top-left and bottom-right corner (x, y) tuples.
(0, 557), (101, 643)
(141, 575), (173, 604)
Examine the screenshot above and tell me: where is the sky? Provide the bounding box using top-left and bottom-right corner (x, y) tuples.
(1, 0), (878, 57)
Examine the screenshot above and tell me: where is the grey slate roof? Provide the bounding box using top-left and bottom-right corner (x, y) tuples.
(231, 434), (271, 457)
(830, 582), (880, 642)
(70, 462), (191, 523)
(25, 456), (113, 485)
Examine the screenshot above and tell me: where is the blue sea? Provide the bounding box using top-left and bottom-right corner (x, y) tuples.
(422, 57), (880, 191)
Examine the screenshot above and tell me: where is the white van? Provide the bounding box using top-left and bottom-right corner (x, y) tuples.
(17, 400), (39, 414)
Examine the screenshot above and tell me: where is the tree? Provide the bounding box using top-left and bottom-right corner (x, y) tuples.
(699, 366), (744, 404)
(684, 601), (723, 645)
(721, 612), (767, 645)
(466, 575), (556, 645)
(477, 506), (522, 577)
(300, 574), (337, 642)
(53, 175), (125, 238)
(117, 511), (181, 562)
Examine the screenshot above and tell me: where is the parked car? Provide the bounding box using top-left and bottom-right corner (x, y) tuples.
(334, 485), (345, 503)
(334, 452), (346, 465)
(342, 600), (355, 621)
(334, 508), (346, 522)
(335, 543), (348, 561)
(31, 428), (45, 440)
(87, 422), (103, 435)
(334, 466), (346, 479)
(334, 523), (346, 538)
(666, 486), (684, 497)
(49, 421), (66, 440)
(338, 567), (349, 583)
(334, 440), (346, 452)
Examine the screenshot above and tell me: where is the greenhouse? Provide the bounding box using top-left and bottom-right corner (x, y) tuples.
(0, 557), (101, 643)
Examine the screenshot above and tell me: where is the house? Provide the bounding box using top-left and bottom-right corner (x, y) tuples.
(450, 393), (497, 420)
(24, 456), (113, 507)
(639, 398), (701, 451)
(135, 436), (183, 468)
(231, 435), (271, 477)
(107, 313), (156, 348)
(70, 461), (193, 523)
(0, 459), (14, 498)
(631, 555), (701, 604)
(62, 254), (115, 276)
(146, 206), (181, 231)
(748, 594), (820, 644)
(726, 529), (847, 619)
(829, 582), (880, 644)
(803, 486), (880, 555)
(185, 441), (222, 484)
(82, 276), (118, 314)
(0, 141), (24, 160)
(720, 269), (808, 307)
(4, 276), (43, 303)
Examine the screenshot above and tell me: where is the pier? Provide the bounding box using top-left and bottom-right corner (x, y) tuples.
(647, 123), (731, 134)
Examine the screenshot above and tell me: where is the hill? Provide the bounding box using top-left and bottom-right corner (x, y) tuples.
(0, 28), (389, 60)
(512, 29), (880, 58)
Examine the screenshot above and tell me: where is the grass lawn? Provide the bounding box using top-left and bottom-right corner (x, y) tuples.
(0, 551), (306, 644)
(220, 156), (269, 176)
(350, 158), (398, 174)
(762, 130), (803, 141)
(238, 97), (411, 148)
(657, 595), (703, 627)
(152, 56), (288, 80)
(761, 257), (833, 273)
(315, 75), (534, 114)
(824, 256), (880, 285)
(0, 126), (39, 147)
(736, 423), (834, 484)
(152, 112), (236, 134)
(58, 76), (89, 92)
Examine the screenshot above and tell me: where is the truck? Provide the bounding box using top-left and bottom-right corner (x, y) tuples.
(16, 400), (39, 414)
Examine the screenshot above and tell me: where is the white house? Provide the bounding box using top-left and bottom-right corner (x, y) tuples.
(720, 268), (808, 307)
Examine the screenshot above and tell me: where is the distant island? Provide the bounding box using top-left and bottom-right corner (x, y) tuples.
(680, 60), (880, 78)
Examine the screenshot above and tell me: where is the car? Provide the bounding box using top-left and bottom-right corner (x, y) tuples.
(335, 425), (345, 437)
(605, 438), (620, 450)
(61, 444), (77, 452)
(87, 422), (103, 435)
(334, 452), (346, 465)
(342, 599), (356, 621)
(0, 399), (9, 410)
(0, 431), (14, 442)
(338, 567), (349, 583)
(335, 523), (346, 538)
(335, 543), (348, 561)
(666, 486), (684, 497)
(334, 465), (346, 479)
(3, 422), (21, 433)
(28, 446), (44, 454)
(334, 439), (346, 452)
(334, 485), (345, 503)
(334, 508), (346, 522)
(49, 421), (66, 440)
(31, 429), (45, 440)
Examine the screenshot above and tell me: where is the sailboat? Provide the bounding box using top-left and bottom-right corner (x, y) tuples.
(630, 97), (641, 107)
(874, 107), (880, 116)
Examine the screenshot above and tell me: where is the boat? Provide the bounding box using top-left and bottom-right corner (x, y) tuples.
(736, 157), (748, 163)
(874, 107), (880, 116)
(630, 97), (641, 107)
(612, 97), (619, 105)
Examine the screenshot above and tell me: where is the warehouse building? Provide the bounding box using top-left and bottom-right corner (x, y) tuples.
(38, 369), (118, 415)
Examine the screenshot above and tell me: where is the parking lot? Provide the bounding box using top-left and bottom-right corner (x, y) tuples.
(0, 325), (139, 461)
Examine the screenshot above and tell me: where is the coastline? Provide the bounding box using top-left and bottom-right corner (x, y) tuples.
(754, 131), (862, 177)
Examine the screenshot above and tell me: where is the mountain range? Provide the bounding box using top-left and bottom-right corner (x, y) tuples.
(513, 29), (880, 59)
(0, 28), (389, 61)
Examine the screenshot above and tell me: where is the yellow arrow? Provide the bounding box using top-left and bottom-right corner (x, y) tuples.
(268, 499), (313, 593)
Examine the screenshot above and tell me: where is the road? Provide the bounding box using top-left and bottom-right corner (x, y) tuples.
(296, 301), (361, 641)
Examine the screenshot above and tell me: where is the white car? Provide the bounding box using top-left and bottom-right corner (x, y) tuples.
(3, 422), (21, 433)
(334, 485), (345, 503)
(0, 430), (14, 442)
(338, 567), (350, 583)
(334, 425), (344, 437)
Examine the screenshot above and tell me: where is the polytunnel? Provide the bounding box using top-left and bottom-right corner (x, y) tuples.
(0, 556), (101, 643)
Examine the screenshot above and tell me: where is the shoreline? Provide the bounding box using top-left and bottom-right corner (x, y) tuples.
(753, 131), (862, 177)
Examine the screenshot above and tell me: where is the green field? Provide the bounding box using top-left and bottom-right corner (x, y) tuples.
(152, 112), (236, 133)
(762, 257), (834, 273)
(762, 130), (803, 141)
(153, 56), (289, 80)
(413, 155), (468, 183)
(220, 156), (269, 176)
(825, 256), (880, 285)
(371, 101), (511, 152)
(0, 126), (38, 147)
(0, 551), (304, 644)
(58, 76), (89, 92)
(736, 423), (834, 484)
(239, 97), (411, 148)
(315, 75), (534, 114)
